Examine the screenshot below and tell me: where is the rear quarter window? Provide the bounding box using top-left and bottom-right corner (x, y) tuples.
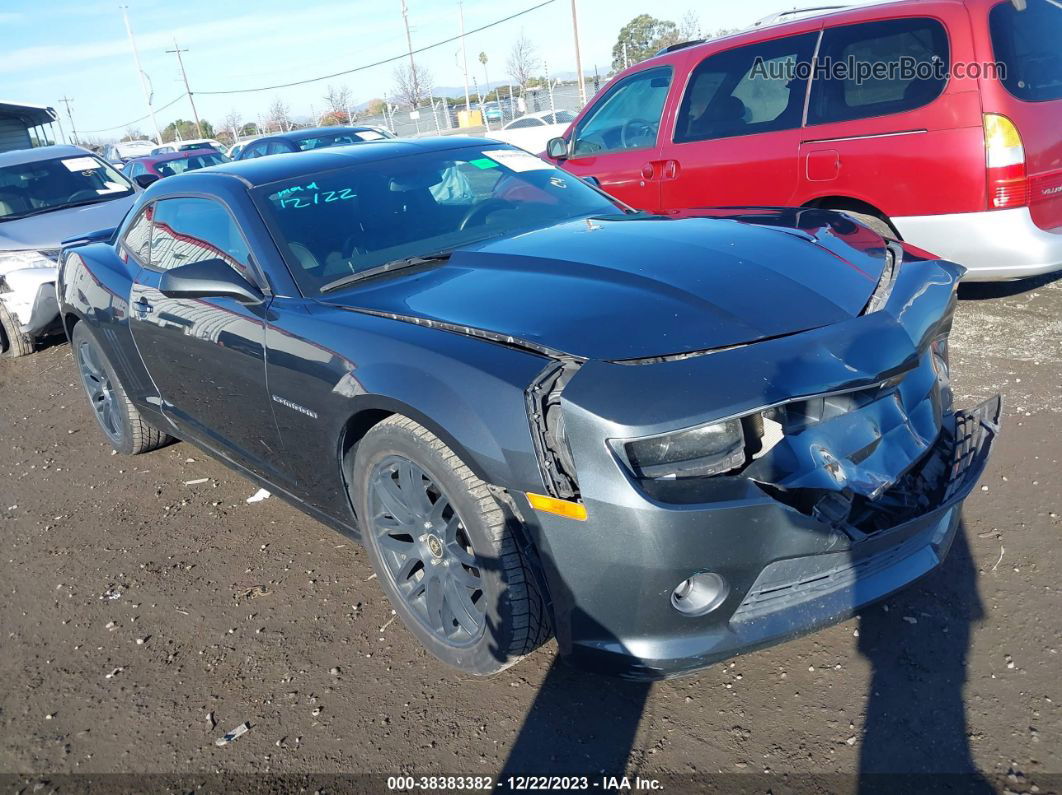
(989, 0), (1062, 102)
(808, 17), (949, 124)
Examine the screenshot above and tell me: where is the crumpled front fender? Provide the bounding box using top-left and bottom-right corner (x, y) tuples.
(0, 266), (58, 334)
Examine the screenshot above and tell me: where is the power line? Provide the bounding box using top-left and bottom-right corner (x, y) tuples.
(197, 0), (555, 96)
(78, 94), (185, 135)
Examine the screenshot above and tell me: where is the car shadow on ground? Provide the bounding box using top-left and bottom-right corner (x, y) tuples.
(496, 520), (988, 791)
(958, 270), (1061, 301)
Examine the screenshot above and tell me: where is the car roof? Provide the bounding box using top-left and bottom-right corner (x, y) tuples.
(134, 149), (223, 164)
(261, 126), (379, 142)
(193, 136), (500, 188)
(0, 144), (94, 168)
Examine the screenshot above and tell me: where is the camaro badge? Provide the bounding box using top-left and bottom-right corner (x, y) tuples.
(271, 394), (318, 419)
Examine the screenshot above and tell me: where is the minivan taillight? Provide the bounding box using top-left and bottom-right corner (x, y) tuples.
(984, 113), (1028, 210)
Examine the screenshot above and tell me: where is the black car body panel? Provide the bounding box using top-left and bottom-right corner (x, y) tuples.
(56, 138), (999, 678)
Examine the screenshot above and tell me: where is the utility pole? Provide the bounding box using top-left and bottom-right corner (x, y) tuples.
(400, 0), (421, 110)
(120, 5), (162, 145)
(570, 0), (586, 105)
(59, 96), (78, 145)
(166, 38), (203, 138)
(458, 1), (471, 113)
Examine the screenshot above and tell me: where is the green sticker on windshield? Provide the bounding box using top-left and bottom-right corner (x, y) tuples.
(469, 158), (500, 170)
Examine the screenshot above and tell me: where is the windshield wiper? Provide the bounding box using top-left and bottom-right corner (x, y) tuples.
(319, 252), (453, 294)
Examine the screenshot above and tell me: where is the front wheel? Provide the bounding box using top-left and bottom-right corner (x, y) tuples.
(352, 415), (551, 675)
(0, 300), (33, 358)
(71, 322), (172, 455)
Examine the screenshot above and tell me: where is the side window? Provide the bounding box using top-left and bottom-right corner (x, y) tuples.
(244, 142), (269, 159)
(122, 204), (154, 264)
(149, 197), (252, 276)
(674, 33), (818, 143)
(266, 141), (292, 155)
(808, 18), (949, 125)
(571, 66), (672, 156)
(507, 118), (543, 129)
(126, 162), (142, 178)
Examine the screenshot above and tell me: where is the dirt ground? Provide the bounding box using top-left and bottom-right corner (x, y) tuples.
(1, 274), (1059, 793)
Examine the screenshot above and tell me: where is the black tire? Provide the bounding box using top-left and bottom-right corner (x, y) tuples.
(0, 300), (33, 358)
(352, 415), (551, 675)
(835, 208), (899, 241)
(71, 322), (172, 455)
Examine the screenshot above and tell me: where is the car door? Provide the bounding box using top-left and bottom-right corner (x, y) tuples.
(127, 196), (290, 483)
(658, 31), (819, 213)
(554, 65), (675, 210)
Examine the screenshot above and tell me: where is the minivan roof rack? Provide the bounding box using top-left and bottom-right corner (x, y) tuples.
(750, 5), (852, 28)
(653, 39), (706, 57)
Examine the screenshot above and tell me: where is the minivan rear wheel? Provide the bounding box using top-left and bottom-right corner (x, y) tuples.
(352, 415), (551, 675)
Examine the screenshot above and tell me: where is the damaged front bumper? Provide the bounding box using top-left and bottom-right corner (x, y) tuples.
(519, 256), (1001, 679)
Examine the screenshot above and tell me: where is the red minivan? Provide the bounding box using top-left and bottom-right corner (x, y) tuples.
(545, 0), (1061, 280)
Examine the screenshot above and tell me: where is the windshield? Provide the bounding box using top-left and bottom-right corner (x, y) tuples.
(255, 144), (624, 295)
(0, 155), (134, 221)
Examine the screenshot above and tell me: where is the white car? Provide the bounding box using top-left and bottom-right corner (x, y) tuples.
(0, 146), (137, 356)
(150, 138), (224, 155)
(491, 110), (577, 154)
(101, 140), (156, 169)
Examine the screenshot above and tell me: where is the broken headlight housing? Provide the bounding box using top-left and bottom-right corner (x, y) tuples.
(615, 418), (747, 480)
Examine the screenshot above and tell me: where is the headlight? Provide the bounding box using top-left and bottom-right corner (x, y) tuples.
(616, 418), (746, 480)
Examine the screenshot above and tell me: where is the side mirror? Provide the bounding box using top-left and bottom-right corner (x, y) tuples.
(159, 259), (264, 305)
(134, 173), (159, 189)
(546, 137), (569, 160)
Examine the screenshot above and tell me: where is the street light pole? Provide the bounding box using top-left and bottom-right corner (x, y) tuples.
(570, 0), (586, 105)
(166, 38), (203, 138)
(120, 4), (163, 145)
(400, 0), (421, 109)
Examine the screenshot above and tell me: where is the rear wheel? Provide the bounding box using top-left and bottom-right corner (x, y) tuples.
(352, 415), (551, 675)
(0, 300), (33, 358)
(71, 322), (172, 455)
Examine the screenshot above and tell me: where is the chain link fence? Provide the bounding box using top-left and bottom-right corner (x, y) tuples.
(354, 82), (590, 138)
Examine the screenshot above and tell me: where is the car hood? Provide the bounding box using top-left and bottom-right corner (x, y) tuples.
(322, 213), (889, 361)
(0, 194), (134, 253)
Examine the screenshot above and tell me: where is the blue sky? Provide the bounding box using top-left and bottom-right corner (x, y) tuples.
(2, 0), (861, 141)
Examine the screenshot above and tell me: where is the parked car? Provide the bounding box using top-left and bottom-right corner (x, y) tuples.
(227, 137), (263, 160)
(124, 149), (230, 187)
(235, 126), (395, 160)
(101, 140), (156, 169)
(544, 0), (1061, 281)
(482, 101), (504, 123)
(0, 145), (137, 356)
(493, 110), (577, 153)
(57, 137), (998, 677)
(150, 138), (224, 156)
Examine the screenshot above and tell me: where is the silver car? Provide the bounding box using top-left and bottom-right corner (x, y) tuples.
(0, 145), (137, 356)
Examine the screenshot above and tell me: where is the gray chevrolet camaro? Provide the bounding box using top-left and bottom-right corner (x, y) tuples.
(56, 137), (999, 679)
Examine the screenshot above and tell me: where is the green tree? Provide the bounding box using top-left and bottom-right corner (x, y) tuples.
(161, 118), (215, 142)
(611, 14), (679, 71)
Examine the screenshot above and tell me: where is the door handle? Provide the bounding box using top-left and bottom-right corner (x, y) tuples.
(133, 297), (154, 316)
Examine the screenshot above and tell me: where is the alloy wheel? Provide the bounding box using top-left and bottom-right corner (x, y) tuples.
(77, 339), (121, 442)
(368, 455), (486, 646)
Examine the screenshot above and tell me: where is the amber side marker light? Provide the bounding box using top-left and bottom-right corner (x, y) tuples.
(525, 492), (588, 521)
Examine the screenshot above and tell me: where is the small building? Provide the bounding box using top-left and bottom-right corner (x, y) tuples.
(0, 101), (59, 153)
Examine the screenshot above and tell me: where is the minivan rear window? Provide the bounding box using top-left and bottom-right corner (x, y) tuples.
(989, 0), (1062, 103)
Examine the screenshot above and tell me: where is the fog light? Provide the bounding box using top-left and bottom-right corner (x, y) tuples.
(671, 572), (729, 617)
